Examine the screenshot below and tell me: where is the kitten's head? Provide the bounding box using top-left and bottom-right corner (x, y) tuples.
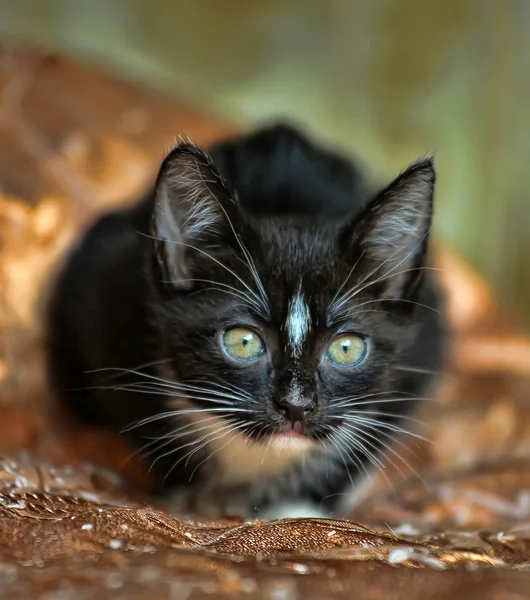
(148, 126), (439, 458)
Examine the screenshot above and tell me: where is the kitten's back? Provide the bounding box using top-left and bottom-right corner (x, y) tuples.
(46, 197), (158, 424)
(209, 124), (369, 217)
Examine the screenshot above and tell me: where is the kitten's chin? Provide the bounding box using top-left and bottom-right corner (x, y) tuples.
(266, 431), (316, 453)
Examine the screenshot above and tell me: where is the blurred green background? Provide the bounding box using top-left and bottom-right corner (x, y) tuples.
(1, 0), (529, 326)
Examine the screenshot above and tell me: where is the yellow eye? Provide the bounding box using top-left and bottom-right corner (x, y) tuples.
(222, 327), (265, 362)
(326, 334), (367, 367)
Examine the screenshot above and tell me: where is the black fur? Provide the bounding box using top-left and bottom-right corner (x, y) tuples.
(46, 124), (446, 518)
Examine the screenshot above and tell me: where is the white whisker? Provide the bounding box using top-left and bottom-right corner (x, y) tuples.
(328, 435), (357, 488)
(142, 230), (269, 318)
(164, 419), (249, 482)
(341, 414), (428, 442)
(333, 266), (436, 315)
(188, 420), (253, 481)
(128, 416), (221, 461)
(338, 425), (396, 494)
(194, 164), (270, 317)
(395, 365), (437, 375)
(154, 419), (242, 476)
(199, 377), (254, 401)
(82, 384), (248, 407)
(123, 406), (249, 432)
(332, 395), (432, 410)
(343, 421), (425, 484)
(329, 228), (436, 316)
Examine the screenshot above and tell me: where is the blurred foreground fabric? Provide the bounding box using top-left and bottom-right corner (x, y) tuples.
(2, 49), (530, 599)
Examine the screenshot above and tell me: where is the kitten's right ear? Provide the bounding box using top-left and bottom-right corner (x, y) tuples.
(150, 144), (233, 289)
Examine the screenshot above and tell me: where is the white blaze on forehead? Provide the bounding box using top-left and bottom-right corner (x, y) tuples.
(285, 287), (311, 357)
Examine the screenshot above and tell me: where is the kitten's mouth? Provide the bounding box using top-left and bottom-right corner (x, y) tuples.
(267, 428), (315, 452)
(275, 429), (306, 440)
(267, 422), (316, 449)
(276, 420), (307, 437)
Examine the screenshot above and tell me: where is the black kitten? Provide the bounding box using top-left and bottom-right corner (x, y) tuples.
(46, 124), (445, 519)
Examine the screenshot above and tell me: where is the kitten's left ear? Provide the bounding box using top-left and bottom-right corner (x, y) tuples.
(150, 144), (234, 289)
(357, 158), (435, 298)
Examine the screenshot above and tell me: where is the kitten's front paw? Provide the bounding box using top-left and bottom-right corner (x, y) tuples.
(258, 501), (329, 521)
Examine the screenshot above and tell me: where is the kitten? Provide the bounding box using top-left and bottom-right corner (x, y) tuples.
(46, 124), (446, 519)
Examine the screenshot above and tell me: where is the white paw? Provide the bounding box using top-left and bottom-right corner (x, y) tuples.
(259, 501), (329, 520)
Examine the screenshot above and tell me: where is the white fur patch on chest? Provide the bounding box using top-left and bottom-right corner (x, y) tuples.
(285, 287), (311, 358)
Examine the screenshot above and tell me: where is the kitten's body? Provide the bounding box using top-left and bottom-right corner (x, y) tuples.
(47, 125), (446, 519)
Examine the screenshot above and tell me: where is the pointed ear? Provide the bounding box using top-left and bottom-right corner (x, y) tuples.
(357, 158), (435, 298)
(151, 144), (234, 289)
